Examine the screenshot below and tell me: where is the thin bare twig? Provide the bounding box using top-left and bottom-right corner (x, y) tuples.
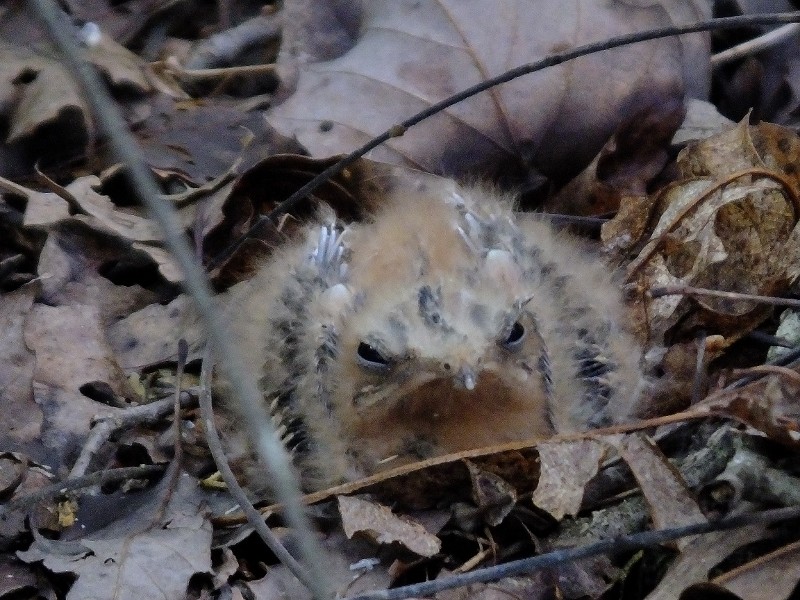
(651, 284), (800, 309)
(344, 505), (800, 600)
(28, 2), (331, 597)
(3, 465), (166, 512)
(198, 349), (313, 590)
(69, 393), (196, 479)
(162, 57), (278, 81)
(731, 364), (800, 387)
(712, 22), (800, 66)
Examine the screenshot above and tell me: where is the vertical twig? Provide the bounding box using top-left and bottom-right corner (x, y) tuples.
(27, 2), (331, 597)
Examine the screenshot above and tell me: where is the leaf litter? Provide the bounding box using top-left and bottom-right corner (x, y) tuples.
(2, 2), (800, 600)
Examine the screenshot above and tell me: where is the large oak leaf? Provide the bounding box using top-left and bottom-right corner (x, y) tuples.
(268, 0), (710, 180)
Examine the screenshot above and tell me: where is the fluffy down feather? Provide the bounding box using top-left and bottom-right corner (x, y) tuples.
(220, 179), (644, 490)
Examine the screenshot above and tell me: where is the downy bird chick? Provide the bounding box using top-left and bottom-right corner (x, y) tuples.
(222, 180), (643, 489)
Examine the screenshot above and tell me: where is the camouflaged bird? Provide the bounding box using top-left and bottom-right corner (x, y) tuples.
(222, 180), (644, 489)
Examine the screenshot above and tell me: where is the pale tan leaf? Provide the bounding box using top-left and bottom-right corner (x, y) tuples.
(338, 495), (441, 557)
(67, 176), (163, 243)
(107, 294), (204, 371)
(533, 439), (606, 520)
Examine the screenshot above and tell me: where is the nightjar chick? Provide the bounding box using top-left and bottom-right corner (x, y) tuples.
(221, 180), (644, 490)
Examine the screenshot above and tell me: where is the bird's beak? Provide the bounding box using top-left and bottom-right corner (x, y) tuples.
(456, 365), (477, 391)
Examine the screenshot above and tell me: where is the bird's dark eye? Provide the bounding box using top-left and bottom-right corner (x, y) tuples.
(357, 342), (390, 370)
(501, 321), (525, 351)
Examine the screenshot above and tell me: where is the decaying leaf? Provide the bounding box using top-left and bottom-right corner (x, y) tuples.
(607, 119), (800, 345)
(645, 525), (767, 600)
(17, 474), (211, 600)
(712, 540), (800, 600)
(338, 495), (441, 557)
(532, 439), (607, 520)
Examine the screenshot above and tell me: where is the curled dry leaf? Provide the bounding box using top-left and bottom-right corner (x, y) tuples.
(268, 0), (710, 180)
(460, 460), (518, 528)
(338, 495), (441, 557)
(697, 369), (800, 447)
(606, 119), (800, 345)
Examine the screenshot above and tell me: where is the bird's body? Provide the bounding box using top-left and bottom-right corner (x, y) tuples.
(223, 180), (643, 489)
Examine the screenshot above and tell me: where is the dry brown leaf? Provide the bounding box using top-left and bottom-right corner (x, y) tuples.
(645, 525), (767, 600)
(610, 118), (800, 345)
(616, 433), (705, 550)
(23, 303), (130, 470)
(85, 33), (151, 93)
(0, 283), (41, 457)
(546, 100), (685, 216)
(17, 474), (211, 600)
(278, 0), (361, 64)
(713, 540), (800, 600)
(121, 95), (303, 185)
(107, 294), (204, 371)
(0, 43), (87, 144)
(697, 371), (800, 447)
(66, 176), (163, 242)
(268, 0), (710, 179)
(338, 495), (441, 557)
(16, 173), (184, 282)
(532, 439), (607, 520)
(457, 460), (518, 528)
(0, 42), (89, 175)
(36, 227), (159, 323)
